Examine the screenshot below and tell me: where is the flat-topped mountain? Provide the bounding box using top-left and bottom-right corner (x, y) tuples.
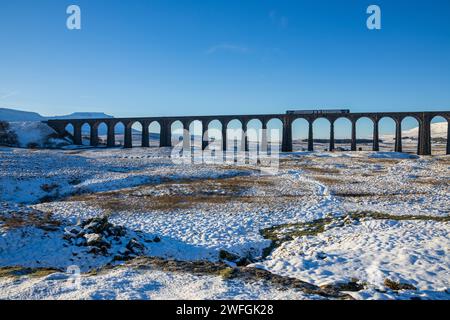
(0, 108), (112, 121)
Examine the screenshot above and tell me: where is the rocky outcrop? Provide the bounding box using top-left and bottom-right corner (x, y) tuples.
(63, 216), (158, 260)
(0, 121), (18, 147)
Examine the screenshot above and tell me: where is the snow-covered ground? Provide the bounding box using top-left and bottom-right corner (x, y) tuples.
(0, 146), (448, 300)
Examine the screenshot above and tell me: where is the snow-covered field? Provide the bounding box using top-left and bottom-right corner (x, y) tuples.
(0, 146), (448, 300)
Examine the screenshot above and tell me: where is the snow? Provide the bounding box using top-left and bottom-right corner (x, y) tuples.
(253, 219), (449, 299)
(0, 107), (112, 122)
(6, 121), (71, 148)
(0, 146), (449, 300)
(403, 122), (448, 139)
(368, 152), (419, 159)
(0, 267), (321, 300)
(381, 121), (448, 140)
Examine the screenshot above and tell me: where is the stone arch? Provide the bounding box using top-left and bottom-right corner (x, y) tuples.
(114, 121), (125, 147)
(333, 117), (352, 151)
(94, 121), (108, 146)
(312, 117), (332, 151)
(226, 119), (243, 152)
(378, 116), (396, 151)
(246, 119), (262, 152)
(130, 121), (143, 147)
(65, 123), (74, 136)
(171, 120), (184, 147)
(429, 116), (448, 155)
(207, 119), (223, 147)
(401, 116), (420, 154)
(266, 118), (282, 142)
(291, 118), (309, 151)
(81, 122), (91, 146)
(149, 121), (161, 147)
(355, 117), (374, 151)
(189, 120), (202, 151)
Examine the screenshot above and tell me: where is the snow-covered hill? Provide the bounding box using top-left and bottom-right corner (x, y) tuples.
(0, 109), (115, 148)
(5, 122), (72, 148)
(402, 121), (447, 138)
(49, 112), (113, 120)
(381, 122), (447, 141)
(0, 108), (45, 121)
(0, 108), (113, 121)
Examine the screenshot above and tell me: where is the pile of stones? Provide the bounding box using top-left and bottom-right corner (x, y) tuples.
(63, 216), (158, 261)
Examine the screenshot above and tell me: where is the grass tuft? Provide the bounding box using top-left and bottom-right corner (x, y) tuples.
(218, 267), (236, 279)
(384, 279), (417, 291)
(0, 266), (61, 278)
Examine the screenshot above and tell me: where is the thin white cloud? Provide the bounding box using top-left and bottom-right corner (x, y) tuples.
(206, 44), (249, 55)
(0, 90), (19, 100)
(269, 10), (288, 28)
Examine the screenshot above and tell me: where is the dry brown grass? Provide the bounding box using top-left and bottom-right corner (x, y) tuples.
(434, 157), (450, 164)
(362, 158), (401, 164)
(332, 191), (430, 199)
(332, 192), (379, 198)
(95, 194), (249, 212)
(312, 176), (346, 185)
(302, 166), (341, 174)
(0, 211), (61, 230)
(0, 266), (61, 278)
(383, 278), (417, 291)
(413, 178), (449, 186)
(67, 175), (280, 213)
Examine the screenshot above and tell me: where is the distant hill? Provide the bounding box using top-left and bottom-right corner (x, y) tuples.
(0, 108), (45, 121)
(0, 108), (113, 121)
(0, 108), (158, 136)
(381, 122), (447, 141)
(0, 108), (121, 135)
(49, 112), (114, 120)
(402, 122), (447, 139)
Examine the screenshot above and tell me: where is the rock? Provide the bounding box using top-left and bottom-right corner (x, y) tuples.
(74, 237), (87, 246)
(113, 254), (133, 262)
(82, 216), (111, 234)
(64, 226), (82, 236)
(108, 226), (126, 237)
(88, 246), (108, 255)
(316, 252), (327, 260)
(321, 280), (364, 292)
(219, 250), (240, 262)
(63, 233), (74, 241)
(126, 239), (145, 255)
(62, 216), (149, 258)
(84, 233), (110, 249)
(84, 233), (102, 245)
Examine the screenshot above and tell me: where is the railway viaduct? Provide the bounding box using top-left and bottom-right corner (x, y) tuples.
(45, 111), (450, 155)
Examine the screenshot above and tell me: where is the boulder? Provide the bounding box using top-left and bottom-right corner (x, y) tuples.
(126, 239), (145, 255)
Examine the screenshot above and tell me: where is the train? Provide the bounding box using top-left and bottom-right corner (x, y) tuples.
(286, 109), (350, 115)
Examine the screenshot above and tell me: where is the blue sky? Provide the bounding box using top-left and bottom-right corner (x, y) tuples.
(0, 0), (449, 137)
